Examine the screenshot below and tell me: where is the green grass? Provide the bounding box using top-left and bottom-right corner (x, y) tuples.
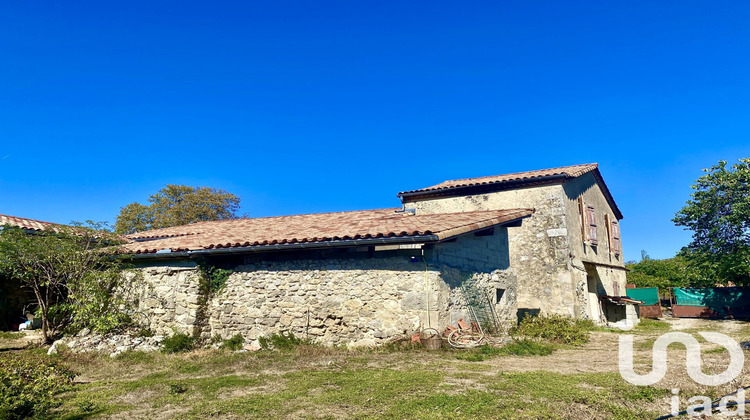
(52, 352), (666, 420)
(45, 326), (678, 420)
(484, 371), (667, 419)
(632, 318), (671, 333)
(180, 368), (664, 420)
(0, 331), (24, 340)
(587, 318), (672, 335)
(497, 339), (555, 356)
(456, 340), (555, 361)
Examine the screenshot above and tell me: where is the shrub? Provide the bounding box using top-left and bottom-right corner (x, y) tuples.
(162, 332), (194, 353)
(136, 327), (154, 338)
(572, 318), (598, 331)
(0, 352), (76, 419)
(511, 314), (589, 346)
(220, 334), (244, 351)
(258, 331), (303, 350)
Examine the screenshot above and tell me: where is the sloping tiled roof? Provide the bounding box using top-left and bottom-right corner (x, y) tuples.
(398, 163), (599, 196)
(0, 214), (58, 231)
(122, 208), (534, 254)
(397, 163), (623, 220)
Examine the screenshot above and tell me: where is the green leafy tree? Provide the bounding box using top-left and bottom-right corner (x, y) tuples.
(625, 255), (705, 289)
(673, 159), (750, 286)
(115, 185), (242, 234)
(0, 223), (136, 342)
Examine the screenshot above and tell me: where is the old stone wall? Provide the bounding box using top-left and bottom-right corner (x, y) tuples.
(131, 261), (203, 337)
(131, 233), (517, 346)
(432, 226), (510, 272)
(208, 257), (514, 346)
(408, 184), (578, 318)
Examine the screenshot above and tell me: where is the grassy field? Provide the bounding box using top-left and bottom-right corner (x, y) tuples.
(3, 317), (749, 419)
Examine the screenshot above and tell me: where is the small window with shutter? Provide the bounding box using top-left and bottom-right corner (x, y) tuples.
(586, 205), (598, 245)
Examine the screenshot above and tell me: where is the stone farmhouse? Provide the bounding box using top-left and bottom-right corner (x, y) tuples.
(116, 163), (635, 346)
(0, 163), (636, 345)
(397, 163), (632, 325)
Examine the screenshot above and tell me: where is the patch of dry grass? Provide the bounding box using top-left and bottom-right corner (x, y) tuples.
(38, 318), (750, 419)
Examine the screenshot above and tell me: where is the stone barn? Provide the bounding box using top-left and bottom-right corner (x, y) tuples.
(121, 208), (533, 346)
(120, 163), (636, 345)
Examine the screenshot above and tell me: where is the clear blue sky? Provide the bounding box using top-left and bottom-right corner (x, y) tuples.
(1, 1), (749, 260)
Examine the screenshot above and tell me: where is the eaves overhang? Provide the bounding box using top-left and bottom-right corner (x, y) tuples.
(398, 174), (568, 202)
(398, 168), (624, 220)
(124, 210), (533, 260)
(126, 235), (440, 260)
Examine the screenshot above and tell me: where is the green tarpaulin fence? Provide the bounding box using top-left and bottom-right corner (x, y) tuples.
(673, 287), (750, 311)
(626, 287), (660, 306)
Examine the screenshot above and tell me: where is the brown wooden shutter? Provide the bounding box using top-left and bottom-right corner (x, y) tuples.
(604, 214), (612, 250)
(578, 197), (586, 241)
(611, 219), (621, 257)
(586, 205), (598, 245)
(613, 281), (620, 296)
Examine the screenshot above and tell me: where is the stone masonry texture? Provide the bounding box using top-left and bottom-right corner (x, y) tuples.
(408, 175), (627, 322)
(130, 232), (518, 346)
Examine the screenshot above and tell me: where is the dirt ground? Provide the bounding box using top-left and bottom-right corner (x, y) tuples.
(5, 317), (750, 419)
(0, 330), (44, 351)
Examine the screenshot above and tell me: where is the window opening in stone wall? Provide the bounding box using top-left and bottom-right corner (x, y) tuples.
(495, 288), (505, 303)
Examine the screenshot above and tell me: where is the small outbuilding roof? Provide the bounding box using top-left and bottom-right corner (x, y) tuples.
(122, 208), (534, 255)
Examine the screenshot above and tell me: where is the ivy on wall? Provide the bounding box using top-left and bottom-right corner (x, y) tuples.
(192, 257), (235, 343)
(195, 258), (234, 295)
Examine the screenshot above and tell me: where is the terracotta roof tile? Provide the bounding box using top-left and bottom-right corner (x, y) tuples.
(396, 163), (623, 219)
(122, 208), (534, 254)
(398, 163), (599, 196)
(0, 214), (58, 231)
